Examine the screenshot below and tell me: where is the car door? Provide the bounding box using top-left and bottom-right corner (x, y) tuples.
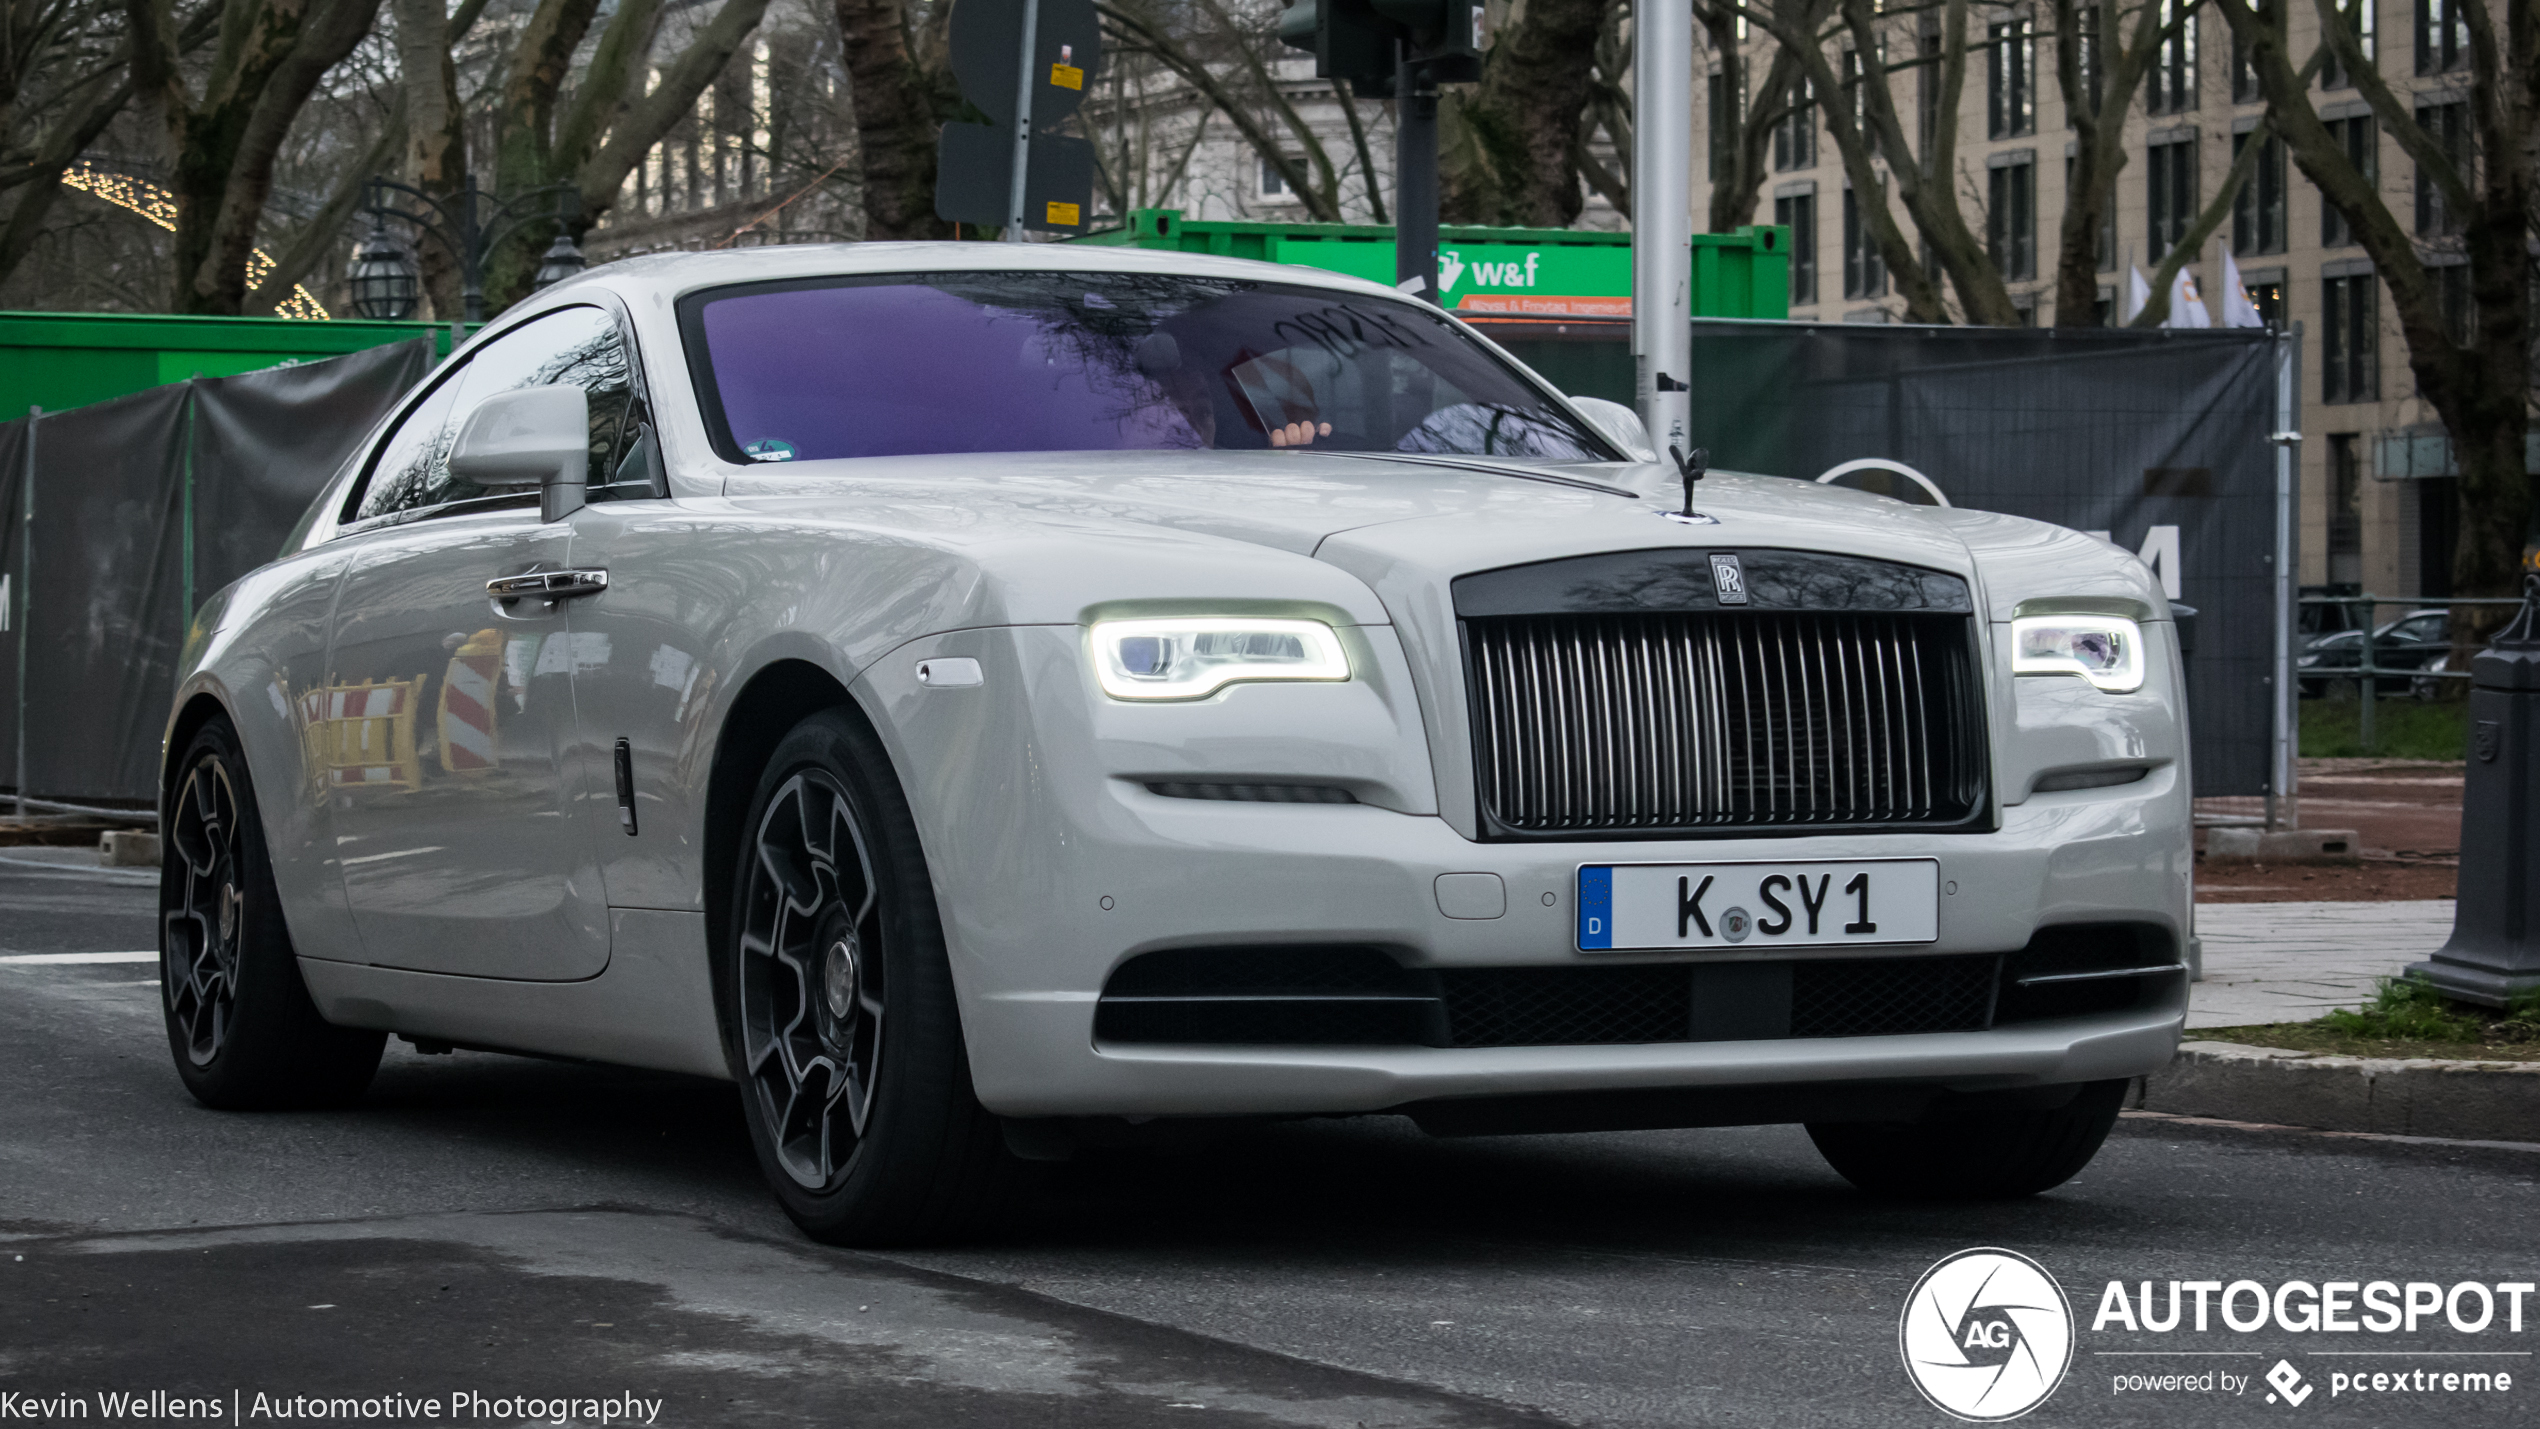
(321, 306), (630, 980)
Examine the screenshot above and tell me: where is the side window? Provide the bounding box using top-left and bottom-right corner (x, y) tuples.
(350, 305), (637, 523)
(349, 372), (465, 523)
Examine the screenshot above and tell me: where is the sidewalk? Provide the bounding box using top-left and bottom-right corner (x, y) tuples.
(2191, 899), (2455, 1029)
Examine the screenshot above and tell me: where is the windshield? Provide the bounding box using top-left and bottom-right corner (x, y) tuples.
(678, 270), (1616, 465)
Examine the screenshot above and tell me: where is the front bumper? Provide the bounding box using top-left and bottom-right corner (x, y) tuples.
(859, 627), (2193, 1120)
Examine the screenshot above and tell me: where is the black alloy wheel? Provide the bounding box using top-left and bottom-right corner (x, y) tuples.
(160, 718), (385, 1109)
(722, 708), (1026, 1244)
(738, 767), (890, 1189)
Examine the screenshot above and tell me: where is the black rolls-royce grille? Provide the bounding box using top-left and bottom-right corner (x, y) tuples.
(1464, 611), (1986, 836)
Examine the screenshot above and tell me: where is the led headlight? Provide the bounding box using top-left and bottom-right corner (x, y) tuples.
(2011, 614), (2146, 693)
(1090, 617), (1350, 700)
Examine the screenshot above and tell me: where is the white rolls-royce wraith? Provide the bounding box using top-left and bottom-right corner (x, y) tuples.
(160, 244), (2190, 1243)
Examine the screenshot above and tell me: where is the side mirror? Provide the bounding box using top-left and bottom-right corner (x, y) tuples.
(449, 384), (590, 522)
(1569, 396), (1656, 463)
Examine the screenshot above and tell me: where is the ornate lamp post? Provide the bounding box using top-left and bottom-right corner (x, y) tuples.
(346, 217), (421, 320)
(357, 173), (587, 323)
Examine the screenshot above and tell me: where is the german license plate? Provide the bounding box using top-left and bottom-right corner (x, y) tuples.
(1576, 859), (1940, 951)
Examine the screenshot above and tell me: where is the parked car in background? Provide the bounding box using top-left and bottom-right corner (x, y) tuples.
(2297, 608), (2452, 698)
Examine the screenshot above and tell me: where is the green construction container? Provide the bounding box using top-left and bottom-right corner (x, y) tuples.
(0, 311), (464, 418)
(1073, 208), (1790, 323)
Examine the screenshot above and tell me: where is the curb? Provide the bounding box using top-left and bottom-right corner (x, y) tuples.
(2137, 1040), (2540, 1143)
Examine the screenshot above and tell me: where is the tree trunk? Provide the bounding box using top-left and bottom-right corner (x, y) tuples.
(148, 0), (387, 314)
(392, 0), (464, 317)
(836, 0), (952, 239)
(2218, 0), (2536, 634)
(1441, 0), (1610, 226)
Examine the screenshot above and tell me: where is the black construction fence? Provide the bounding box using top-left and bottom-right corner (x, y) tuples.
(3, 318), (2284, 806)
(1505, 320), (2286, 798)
(0, 337), (437, 806)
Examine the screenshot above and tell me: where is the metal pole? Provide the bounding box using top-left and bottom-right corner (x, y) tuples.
(460, 176), (485, 324)
(1395, 54), (1440, 304)
(1633, 0), (1693, 458)
(1004, 0), (1042, 241)
(13, 406), (33, 813)
(2270, 327), (2299, 830)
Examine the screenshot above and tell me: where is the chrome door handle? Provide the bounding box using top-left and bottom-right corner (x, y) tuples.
(487, 568), (609, 600)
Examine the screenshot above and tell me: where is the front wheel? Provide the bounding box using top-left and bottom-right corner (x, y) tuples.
(722, 708), (1025, 1245)
(1805, 1080), (2127, 1199)
(161, 719), (385, 1109)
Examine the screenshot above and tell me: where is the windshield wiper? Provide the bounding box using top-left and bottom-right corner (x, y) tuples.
(1313, 450), (1641, 499)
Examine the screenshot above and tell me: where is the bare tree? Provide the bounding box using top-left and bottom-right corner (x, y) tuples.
(1741, 0), (1951, 320)
(1696, 0), (1816, 234)
(834, 0), (952, 239)
(2220, 0), (2537, 624)
(127, 0), (387, 313)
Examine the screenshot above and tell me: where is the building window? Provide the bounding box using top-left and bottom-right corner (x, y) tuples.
(1259, 157), (1296, 200)
(2318, 0), (2376, 90)
(2327, 433), (2364, 585)
(1708, 72), (1728, 182)
(1987, 155), (2035, 280)
(2149, 0), (2197, 114)
(2322, 115), (2376, 247)
(2323, 272), (2379, 403)
(2230, 27), (2261, 102)
(2242, 275), (2286, 327)
(2233, 131), (2287, 254)
(2417, 0), (2470, 74)
(1777, 192), (1820, 305)
(2075, 8), (2104, 115)
(2415, 100), (2467, 236)
(1987, 19), (2035, 138)
(2148, 134), (2197, 259)
(1774, 79), (1817, 171)
(2012, 293), (2039, 326)
(1844, 188), (1887, 299)
(2094, 286), (2116, 326)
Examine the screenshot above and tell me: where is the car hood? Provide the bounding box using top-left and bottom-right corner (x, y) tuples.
(710, 448), (2162, 627)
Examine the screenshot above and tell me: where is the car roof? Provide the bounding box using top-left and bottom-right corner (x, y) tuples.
(538, 240), (1410, 310)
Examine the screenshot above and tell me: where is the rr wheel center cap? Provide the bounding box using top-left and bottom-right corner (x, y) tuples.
(218, 884), (241, 943)
(821, 935), (860, 1024)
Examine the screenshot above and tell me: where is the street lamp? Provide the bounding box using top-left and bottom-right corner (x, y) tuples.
(347, 218), (420, 320)
(357, 173), (586, 323)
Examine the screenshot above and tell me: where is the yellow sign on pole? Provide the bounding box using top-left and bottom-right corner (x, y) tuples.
(1050, 62), (1084, 90)
(1045, 201), (1081, 227)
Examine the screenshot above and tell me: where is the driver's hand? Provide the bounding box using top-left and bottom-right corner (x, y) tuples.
(1268, 420), (1333, 448)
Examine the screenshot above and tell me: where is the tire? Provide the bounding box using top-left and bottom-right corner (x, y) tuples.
(161, 719), (385, 1109)
(1805, 1080), (2127, 1199)
(719, 707), (1025, 1245)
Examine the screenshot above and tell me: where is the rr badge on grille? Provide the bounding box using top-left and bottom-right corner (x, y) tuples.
(1709, 553), (1748, 605)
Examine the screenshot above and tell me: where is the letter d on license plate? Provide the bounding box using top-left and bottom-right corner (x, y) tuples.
(1575, 859), (1940, 951)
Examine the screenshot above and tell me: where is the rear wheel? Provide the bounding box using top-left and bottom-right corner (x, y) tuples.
(722, 708), (1024, 1245)
(1805, 1080), (2126, 1199)
(161, 719), (385, 1109)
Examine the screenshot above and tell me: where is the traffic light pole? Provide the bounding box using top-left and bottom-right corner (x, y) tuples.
(1632, 0), (1693, 458)
(1395, 56), (1440, 304)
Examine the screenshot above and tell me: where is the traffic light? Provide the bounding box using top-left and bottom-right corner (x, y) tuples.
(1277, 0), (1482, 85)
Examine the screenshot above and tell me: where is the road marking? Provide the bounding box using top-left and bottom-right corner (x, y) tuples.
(0, 951), (157, 964)
(2123, 1108), (2540, 1154)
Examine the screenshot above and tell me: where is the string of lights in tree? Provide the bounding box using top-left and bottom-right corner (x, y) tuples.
(61, 162), (332, 320)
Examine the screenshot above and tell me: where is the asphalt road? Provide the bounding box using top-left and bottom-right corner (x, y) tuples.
(2, 857), (2532, 1428)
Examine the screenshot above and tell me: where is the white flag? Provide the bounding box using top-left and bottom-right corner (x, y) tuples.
(2165, 265), (2213, 328)
(2219, 247), (2266, 328)
(2123, 263), (2152, 324)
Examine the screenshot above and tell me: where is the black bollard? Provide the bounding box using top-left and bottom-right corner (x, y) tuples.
(2409, 574), (2540, 1007)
